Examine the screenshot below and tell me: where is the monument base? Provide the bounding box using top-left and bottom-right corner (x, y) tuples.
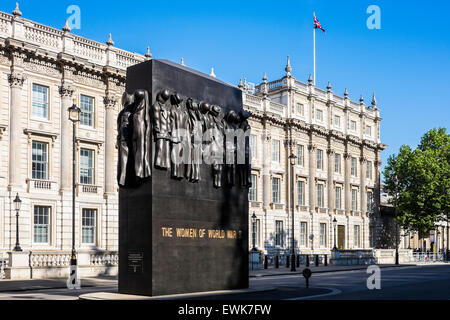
(80, 287), (275, 300)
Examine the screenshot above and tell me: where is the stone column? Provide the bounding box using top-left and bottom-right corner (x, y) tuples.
(59, 84), (75, 191)
(8, 71), (25, 187)
(104, 95), (118, 195)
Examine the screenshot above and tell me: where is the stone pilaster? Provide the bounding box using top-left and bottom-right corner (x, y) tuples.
(262, 129), (271, 210)
(308, 144), (316, 251)
(359, 156), (367, 248)
(59, 83), (75, 191)
(104, 95), (118, 196)
(344, 152), (351, 214)
(8, 70), (25, 187)
(373, 159), (382, 247)
(262, 128), (270, 250)
(360, 156), (367, 215)
(308, 144), (316, 214)
(327, 148), (334, 212)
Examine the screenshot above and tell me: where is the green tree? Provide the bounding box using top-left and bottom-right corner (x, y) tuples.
(383, 128), (450, 232)
(418, 128), (450, 223)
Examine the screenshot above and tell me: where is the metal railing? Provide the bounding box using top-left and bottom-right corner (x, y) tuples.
(0, 252), (8, 279)
(412, 252), (445, 262)
(256, 252), (331, 269)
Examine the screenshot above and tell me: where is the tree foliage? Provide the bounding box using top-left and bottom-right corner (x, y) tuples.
(383, 128), (450, 232)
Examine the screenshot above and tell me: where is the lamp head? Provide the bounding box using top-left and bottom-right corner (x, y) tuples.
(13, 193), (21, 211)
(289, 153), (297, 165)
(68, 99), (81, 122)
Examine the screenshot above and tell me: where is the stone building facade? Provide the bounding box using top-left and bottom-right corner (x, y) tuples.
(0, 4), (387, 278)
(243, 58), (386, 255)
(0, 5), (148, 277)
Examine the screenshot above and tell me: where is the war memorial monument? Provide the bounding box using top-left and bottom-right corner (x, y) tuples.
(117, 59), (251, 296)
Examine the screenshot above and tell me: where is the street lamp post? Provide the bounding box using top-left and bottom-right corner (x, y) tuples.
(68, 100), (81, 282)
(437, 229), (441, 259)
(13, 193), (22, 251)
(447, 220), (449, 262)
(394, 175), (399, 265)
(333, 217), (337, 250)
(251, 212), (257, 252)
(289, 153), (297, 271)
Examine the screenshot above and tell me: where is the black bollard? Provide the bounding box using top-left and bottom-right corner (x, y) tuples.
(302, 268), (312, 289)
(275, 255), (279, 268)
(315, 254), (319, 267)
(286, 254), (290, 268)
(324, 254), (328, 266)
(264, 255), (268, 269)
(296, 254), (300, 268)
(306, 255), (310, 267)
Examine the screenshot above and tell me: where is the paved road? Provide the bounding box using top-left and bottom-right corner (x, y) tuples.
(247, 264), (450, 300)
(0, 264), (448, 300)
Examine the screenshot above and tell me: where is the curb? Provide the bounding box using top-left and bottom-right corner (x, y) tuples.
(79, 287), (278, 300)
(286, 287), (342, 300)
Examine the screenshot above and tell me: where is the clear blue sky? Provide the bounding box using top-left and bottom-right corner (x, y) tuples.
(2, 0), (449, 175)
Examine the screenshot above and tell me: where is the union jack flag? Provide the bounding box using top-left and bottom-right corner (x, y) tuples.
(314, 15), (326, 33)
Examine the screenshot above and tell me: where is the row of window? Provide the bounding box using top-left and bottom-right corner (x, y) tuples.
(249, 175), (373, 212)
(31, 84), (95, 127)
(251, 138), (373, 179)
(32, 140), (95, 184)
(252, 219), (362, 248)
(295, 103), (373, 136)
(33, 206), (97, 244)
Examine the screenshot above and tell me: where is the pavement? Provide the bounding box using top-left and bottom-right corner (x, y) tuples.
(0, 276), (117, 293)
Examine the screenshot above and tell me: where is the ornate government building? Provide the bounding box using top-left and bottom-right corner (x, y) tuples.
(243, 63), (386, 253)
(0, 4), (386, 277)
(0, 5), (147, 276)
(243, 60), (386, 255)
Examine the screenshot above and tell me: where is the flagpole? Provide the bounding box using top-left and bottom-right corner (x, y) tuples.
(313, 12), (316, 86)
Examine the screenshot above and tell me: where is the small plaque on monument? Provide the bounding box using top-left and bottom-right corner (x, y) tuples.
(127, 252), (143, 274)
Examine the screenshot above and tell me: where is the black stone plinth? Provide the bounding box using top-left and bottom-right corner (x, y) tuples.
(119, 59), (249, 296)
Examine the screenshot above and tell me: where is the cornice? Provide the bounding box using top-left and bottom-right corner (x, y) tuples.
(330, 129), (345, 141)
(347, 134), (361, 146)
(310, 124), (328, 137)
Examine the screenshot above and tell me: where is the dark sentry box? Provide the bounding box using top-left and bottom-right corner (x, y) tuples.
(119, 59), (249, 296)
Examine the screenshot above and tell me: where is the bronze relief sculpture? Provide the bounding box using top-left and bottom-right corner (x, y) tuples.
(117, 92), (135, 187)
(185, 98), (202, 182)
(237, 109), (252, 188)
(117, 88), (251, 189)
(209, 105), (225, 188)
(169, 92), (188, 179)
(132, 89), (152, 180)
(153, 89), (172, 170)
(224, 110), (240, 186)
